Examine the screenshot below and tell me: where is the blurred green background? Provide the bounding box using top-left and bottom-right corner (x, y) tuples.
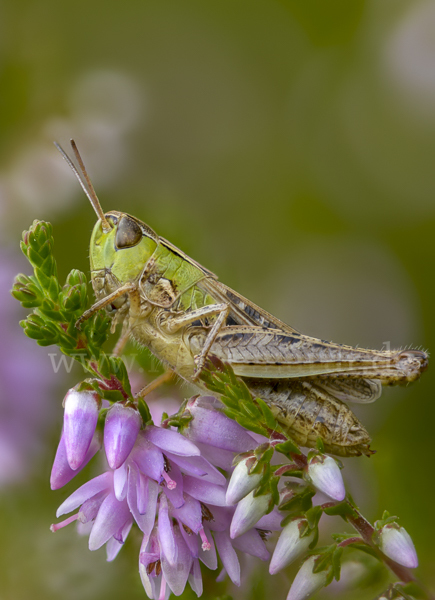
(1, 0), (434, 599)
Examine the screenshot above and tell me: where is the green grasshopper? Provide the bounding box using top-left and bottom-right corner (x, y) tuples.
(56, 140), (428, 458)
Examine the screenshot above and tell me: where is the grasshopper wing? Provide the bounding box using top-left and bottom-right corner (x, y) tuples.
(189, 325), (427, 384)
(199, 279), (301, 333)
(312, 378), (382, 403)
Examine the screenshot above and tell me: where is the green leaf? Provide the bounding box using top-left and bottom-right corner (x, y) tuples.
(234, 415), (269, 436)
(279, 488), (315, 515)
(256, 397), (279, 430)
(239, 397), (261, 419)
(332, 546), (343, 580)
(138, 398), (153, 425)
(313, 546), (335, 573)
(219, 394), (239, 411)
(275, 439), (301, 456)
(323, 501), (358, 520)
(346, 543), (380, 560)
(102, 390), (126, 403)
(316, 437), (325, 453)
(305, 506), (323, 530)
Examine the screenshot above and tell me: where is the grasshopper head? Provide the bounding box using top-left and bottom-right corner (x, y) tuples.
(90, 211), (159, 284)
(54, 140), (160, 288)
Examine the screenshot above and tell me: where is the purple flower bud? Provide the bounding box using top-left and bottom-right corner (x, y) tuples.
(230, 490), (272, 539)
(378, 524), (418, 568)
(269, 518), (314, 574)
(286, 555), (329, 600)
(226, 457), (262, 505)
(63, 389), (100, 470)
(104, 403), (141, 469)
(307, 454), (345, 501)
(185, 396), (256, 452)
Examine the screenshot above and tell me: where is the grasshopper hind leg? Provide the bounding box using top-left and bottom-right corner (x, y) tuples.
(244, 378), (373, 457)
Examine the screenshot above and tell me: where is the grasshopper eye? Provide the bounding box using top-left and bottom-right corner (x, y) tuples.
(115, 216), (143, 249)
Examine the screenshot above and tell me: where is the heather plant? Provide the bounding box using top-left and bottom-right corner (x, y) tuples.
(12, 219), (433, 600)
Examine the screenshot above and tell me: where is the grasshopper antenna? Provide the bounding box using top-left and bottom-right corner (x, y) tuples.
(54, 139), (111, 232)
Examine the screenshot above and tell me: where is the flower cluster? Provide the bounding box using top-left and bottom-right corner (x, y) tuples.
(49, 389), (421, 600)
(51, 393), (281, 598)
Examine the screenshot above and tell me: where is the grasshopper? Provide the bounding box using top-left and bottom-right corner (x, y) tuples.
(56, 140), (428, 457)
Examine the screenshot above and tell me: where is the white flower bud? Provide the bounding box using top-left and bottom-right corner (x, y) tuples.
(269, 518), (315, 574)
(378, 524), (418, 568)
(230, 490), (272, 538)
(287, 555), (329, 600)
(226, 457), (262, 505)
(307, 455), (345, 501)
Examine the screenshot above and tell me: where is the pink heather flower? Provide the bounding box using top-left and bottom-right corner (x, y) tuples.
(269, 518), (315, 574)
(51, 412), (273, 598)
(286, 555), (330, 600)
(63, 388), (100, 470)
(50, 429), (102, 490)
(226, 456), (262, 505)
(306, 454), (345, 501)
(377, 524), (418, 568)
(104, 403), (142, 469)
(185, 396), (257, 452)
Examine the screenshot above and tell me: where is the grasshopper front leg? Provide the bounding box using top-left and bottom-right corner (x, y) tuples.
(162, 303), (229, 380)
(76, 282), (139, 329)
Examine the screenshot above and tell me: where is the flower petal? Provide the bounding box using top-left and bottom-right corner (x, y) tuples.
(172, 495), (203, 533)
(165, 451), (226, 486)
(202, 505), (233, 532)
(158, 495), (177, 566)
(256, 507), (283, 531)
(162, 461), (184, 508)
(182, 476), (227, 506)
(214, 531), (240, 586)
(143, 425), (200, 456)
(186, 399), (256, 452)
(136, 468), (149, 515)
(89, 492), (131, 550)
(131, 434), (164, 482)
(198, 529), (217, 570)
(161, 525), (192, 596)
(188, 558), (203, 597)
(50, 430), (101, 490)
(127, 465), (158, 539)
(113, 462), (128, 501)
(194, 442), (235, 470)
(56, 471), (112, 517)
(179, 522), (199, 557)
(232, 528), (269, 561)
(106, 518), (133, 561)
